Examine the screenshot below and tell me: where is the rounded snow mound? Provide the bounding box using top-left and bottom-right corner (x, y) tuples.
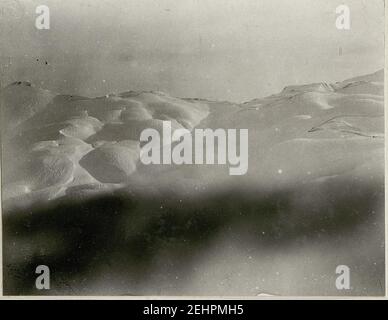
(79, 141), (140, 183)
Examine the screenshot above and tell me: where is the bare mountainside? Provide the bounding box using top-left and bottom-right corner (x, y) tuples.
(1, 70), (384, 295)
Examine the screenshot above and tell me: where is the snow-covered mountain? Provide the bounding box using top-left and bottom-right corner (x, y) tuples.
(1, 70), (384, 296)
(1, 70), (383, 208)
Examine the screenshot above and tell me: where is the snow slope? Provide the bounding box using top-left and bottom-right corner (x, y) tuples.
(1, 70), (383, 208)
(1, 70), (384, 296)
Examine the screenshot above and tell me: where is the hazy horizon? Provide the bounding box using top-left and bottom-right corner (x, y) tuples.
(0, 0), (384, 102)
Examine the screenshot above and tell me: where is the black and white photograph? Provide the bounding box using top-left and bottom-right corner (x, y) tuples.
(0, 0), (385, 298)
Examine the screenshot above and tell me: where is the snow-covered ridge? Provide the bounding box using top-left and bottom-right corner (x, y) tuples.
(0, 70), (384, 209)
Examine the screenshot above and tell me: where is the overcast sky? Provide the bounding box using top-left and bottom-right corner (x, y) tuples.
(0, 0), (384, 102)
